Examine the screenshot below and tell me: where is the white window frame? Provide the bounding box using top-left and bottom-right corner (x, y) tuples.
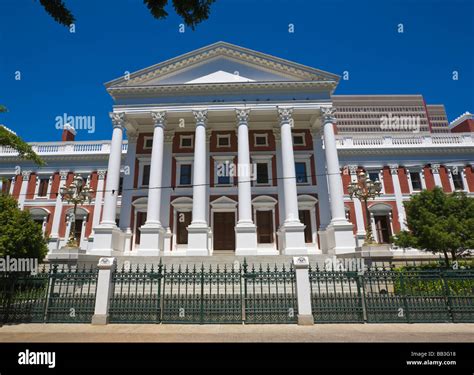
(179, 135), (194, 149)
(366, 168), (385, 194)
(216, 134), (231, 148)
(294, 155), (311, 185)
(292, 132), (306, 146)
(407, 168), (426, 193)
(138, 161), (151, 188)
(34, 174), (53, 199)
(254, 133), (268, 147)
(251, 155), (273, 186)
(448, 165), (467, 192)
(143, 136), (153, 150)
(175, 156), (194, 187)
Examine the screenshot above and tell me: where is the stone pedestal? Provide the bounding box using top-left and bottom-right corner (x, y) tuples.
(235, 224), (258, 255)
(47, 245), (85, 264)
(280, 222), (308, 255)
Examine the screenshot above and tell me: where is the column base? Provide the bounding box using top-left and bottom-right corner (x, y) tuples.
(280, 222), (307, 255)
(297, 314), (314, 326)
(91, 314), (109, 325)
(88, 225), (123, 256)
(186, 224), (210, 256)
(235, 223), (258, 256)
(137, 224), (162, 256)
(326, 220), (356, 255)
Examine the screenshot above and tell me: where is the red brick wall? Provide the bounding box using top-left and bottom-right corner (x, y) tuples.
(398, 167), (410, 194)
(465, 165), (474, 192)
(439, 166), (452, 192)
(450, 119), (474, 133)
(172, 132), (195, 153)
(249, 130), (275, 152)
(382, 167), (394, 194)
(210, 131), (237, 152)
(26, 173), (36, 199)
(424, 166), (435, 190)
(292, 129), (313, 151)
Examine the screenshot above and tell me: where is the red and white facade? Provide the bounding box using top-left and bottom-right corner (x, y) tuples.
(1, 42), (473, 258)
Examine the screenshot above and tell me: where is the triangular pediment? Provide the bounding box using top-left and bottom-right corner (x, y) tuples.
(105, 42), (339, 88)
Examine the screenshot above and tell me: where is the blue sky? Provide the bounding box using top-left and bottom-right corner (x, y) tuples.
(0, 0), (473, 142)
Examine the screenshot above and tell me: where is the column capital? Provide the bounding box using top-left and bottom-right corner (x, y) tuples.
(277, 107), (293, 124)
(97, 169), (107, 180)
(320, 106), (336, 125)
(151, 111), (166, 128)
(272, 127), (281, 142)
(109, 112), (126, 129)
(59, 170), (69, 180)
(389, 164), (399, 175)
(431, 163), (441, 174)
(127, 131), (138, 144)
(348, 165), (358, 176)
(235, 108), (250, 123)
(192, 109), (208, 124)
(164, 130), (175, 143)
(21, 170), (32, 181)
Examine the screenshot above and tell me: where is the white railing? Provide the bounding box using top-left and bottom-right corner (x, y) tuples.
(0, 140), (128, 156)
(336, 133), (474, 149)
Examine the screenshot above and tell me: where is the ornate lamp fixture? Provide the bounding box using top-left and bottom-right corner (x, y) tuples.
(60, 175), (94, 247)
(347, 171), (382, 244)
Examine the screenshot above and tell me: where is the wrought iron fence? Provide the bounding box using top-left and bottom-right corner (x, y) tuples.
(243, 262), (297, 324)
(0, 264), (97, 324)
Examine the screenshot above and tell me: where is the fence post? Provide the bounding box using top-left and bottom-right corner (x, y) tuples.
(91, 257), (116, 325)
(293, 256), (314, 326)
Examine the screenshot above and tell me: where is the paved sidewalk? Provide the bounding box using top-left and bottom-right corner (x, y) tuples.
(0, 323), (473, 342)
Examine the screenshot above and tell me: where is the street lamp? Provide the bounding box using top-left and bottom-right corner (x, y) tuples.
(347, 171), (382, 244)
(60, 175), (94, 247)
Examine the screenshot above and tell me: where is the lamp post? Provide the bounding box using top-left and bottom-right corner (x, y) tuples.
(347, 171), (382, 244)
(60, 175), (94, 247)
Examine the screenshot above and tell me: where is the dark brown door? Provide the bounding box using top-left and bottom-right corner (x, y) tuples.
(374, 215), (391, 243)
(135, 212), (147, 244)
(256, 210), (273, 244)
(299, 210), (312, 243)
(213, 212), (235, 250)
(177, 211), (192, 244)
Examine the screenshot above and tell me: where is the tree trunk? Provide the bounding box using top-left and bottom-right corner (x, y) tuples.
(442, 250), (450, 268)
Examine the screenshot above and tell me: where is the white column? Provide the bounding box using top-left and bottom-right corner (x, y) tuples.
(118, 133), (137, 231)
(389, 164), (407, 231)
(18, 170), (31, 209)
(187, 109), (210, 256)
(161, 130), (175, 255)
(235, 109), (258, 255)
(431, 163), (443, 188)
(91, 170), (106, 232)
(349, 165), (366, 247)
(49, 170), (68, 252)
(139, 111), (166, 256)
(91, 112), (125, 255)
(277, 107), (306, 254)
(321, 106), (355, 255)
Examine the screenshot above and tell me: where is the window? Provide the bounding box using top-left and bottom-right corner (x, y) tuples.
(180, 135), (193, 148)
(410, 172), (422, 191)
(144, 137), (153, 149)
(256, 163), (269, 184)
(295, 162), (307, 183)
(142, 165), (150, 186)
(293, 133), (305, 146)
(179, 164), (192, 185)
(254, 134), (268, 146)
(217, 134), (230, 147)
(368, 171), (379, 182)
(37, 178), (49, 197)
(451, 169), (464, 190)
(217, 173), (231, 185)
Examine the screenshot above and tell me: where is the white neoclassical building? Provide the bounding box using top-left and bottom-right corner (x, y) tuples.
(1, 42), (473, 259)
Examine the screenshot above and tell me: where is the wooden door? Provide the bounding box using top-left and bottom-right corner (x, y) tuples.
(298, 210), (312, 243)
(374, 215), (391, 244)
(213, 212), (235, 250)
(135, 212), (147, 244)
(177, 211), (192, 244)
(256, 210), (273, 244)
